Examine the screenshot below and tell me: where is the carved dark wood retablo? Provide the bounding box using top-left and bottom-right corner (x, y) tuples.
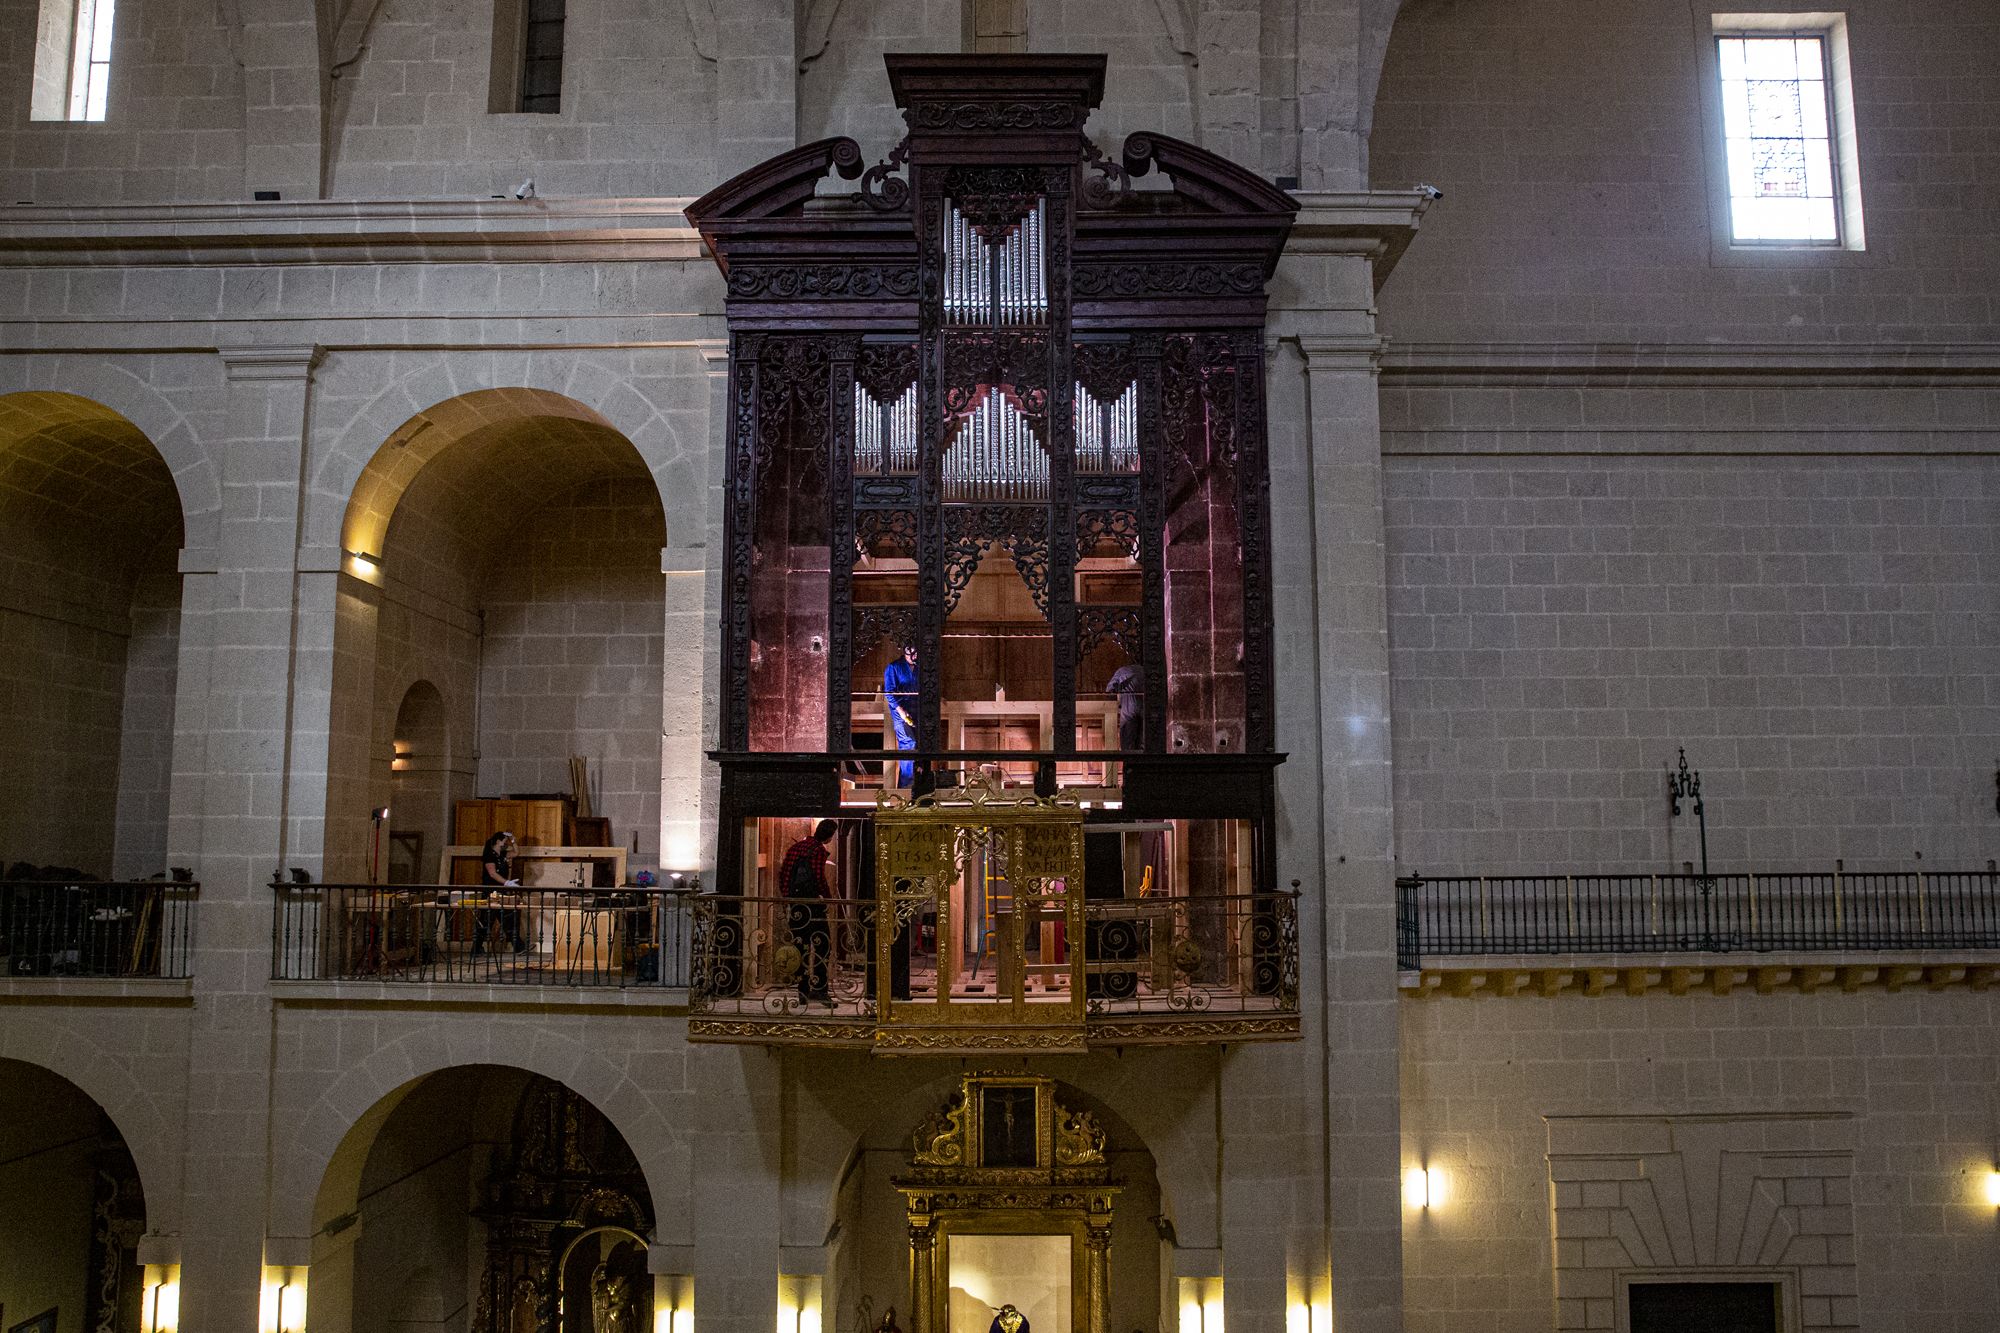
(686, 53), (1296, 906)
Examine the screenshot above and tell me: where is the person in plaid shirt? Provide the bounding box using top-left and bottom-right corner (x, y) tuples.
(780, 819), (837, 1002)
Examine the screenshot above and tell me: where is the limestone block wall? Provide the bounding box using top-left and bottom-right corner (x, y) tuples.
(0, 599), (128, 872)
(476, 476), (666, 861)
(111, 553), (184, 877)
(1400, 989), (2000, 1333)
(0, 0), (246, 204)
(1384, 454), (2000, 876)
(324, 0), (718, 199)
(1369, 0), (2000, 343)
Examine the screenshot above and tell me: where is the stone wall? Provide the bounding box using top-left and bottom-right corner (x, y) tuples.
(1401, 988), (2000, 1333)
(1369, 0), (2000, 344)
(324, 0), (718, 199)
(0, 0), (245, 203)
(477, 476), (666, 861)
(1385, 455), (2000, 876)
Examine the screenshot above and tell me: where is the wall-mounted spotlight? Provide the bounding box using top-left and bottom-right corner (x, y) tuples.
(344, 549), (382, 579)
(1404, 1164), (1447, 1210)
(1984, 1168), (2000, 1207)
(143, 1265), (181, 1333)
(260, 1267), (307, 1333)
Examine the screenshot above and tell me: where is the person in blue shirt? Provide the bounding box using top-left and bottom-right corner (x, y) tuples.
(883, 640), (919, 785)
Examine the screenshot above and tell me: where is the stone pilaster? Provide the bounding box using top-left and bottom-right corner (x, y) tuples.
(177, 343), (324, 1330)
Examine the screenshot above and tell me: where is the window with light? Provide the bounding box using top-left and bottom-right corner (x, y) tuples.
(30, 0), (116, 121)
(1716, 32), (1841, 243)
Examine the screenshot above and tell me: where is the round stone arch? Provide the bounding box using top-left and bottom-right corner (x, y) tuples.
(0, 362), (222, 560)
(302, 350), (710, 565)
(0, 1031), (182, 1237)
(269, 1022), (692, 1248)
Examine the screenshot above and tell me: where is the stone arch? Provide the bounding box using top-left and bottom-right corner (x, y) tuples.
(0, 364), (222, 559)
(0, 389), (193, 875)
(306, 353), (710, 563)
(269, 1027), (691, 1248)
(387, 679), (457, 882)
(0, 1039), (179, 1237)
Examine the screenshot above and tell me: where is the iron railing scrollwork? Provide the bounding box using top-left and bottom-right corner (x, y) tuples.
(687, 889), (1298, 1029)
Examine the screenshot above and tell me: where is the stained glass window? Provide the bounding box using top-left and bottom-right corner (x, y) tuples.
(1718, 34), (1839, 242)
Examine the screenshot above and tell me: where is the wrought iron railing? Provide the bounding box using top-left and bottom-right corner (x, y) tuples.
(687, 890), (1298, 1028)
(1396, 869), (2000, 969)
(271, 882), (695, 988)
(1, 879), (198, 978)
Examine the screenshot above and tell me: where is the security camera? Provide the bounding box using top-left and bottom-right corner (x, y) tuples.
(514, 177), (536, 200)
(1415, 183), (1444, 201)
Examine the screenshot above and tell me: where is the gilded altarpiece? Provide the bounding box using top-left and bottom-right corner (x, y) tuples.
(897, 1074), (1118, 1333)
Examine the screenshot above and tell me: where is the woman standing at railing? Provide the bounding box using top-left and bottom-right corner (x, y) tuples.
(474, 831), (528, 955)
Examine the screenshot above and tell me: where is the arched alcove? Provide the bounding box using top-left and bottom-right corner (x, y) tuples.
(310, 1065), (657, 1333)
(388, 680), (457, 883)
(822, 1071), (1168, 1333)
(0, 391), (186, 877)
(0, 1058), (150, 1331)
(324, 389), (668, 887)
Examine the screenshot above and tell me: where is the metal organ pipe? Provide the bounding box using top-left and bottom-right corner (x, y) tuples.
(943, 198), (1048, 326)
(852, 381), (919, 475)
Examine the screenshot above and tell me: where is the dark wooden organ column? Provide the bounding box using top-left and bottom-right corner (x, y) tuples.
(825, 336), (861, 751)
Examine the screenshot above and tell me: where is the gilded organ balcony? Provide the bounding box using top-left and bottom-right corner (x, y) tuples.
(690, 781), (1299, 1051)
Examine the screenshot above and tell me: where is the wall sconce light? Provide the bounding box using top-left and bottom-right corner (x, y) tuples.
(261, 1266), (307, 1333)
(1285, 1300), (1328, 1333)
(344, 549), (382, 579)
(777, 1276), (821, 1333)
(653, 1275), (692, 1333)
(1177, 1280), (1223, 1333)
(1404, 1164), (1447, 1210)
(391, 743), (411, 771)
(142, 1265), (180, 1333)
(1983, 1168), (2000, 1207)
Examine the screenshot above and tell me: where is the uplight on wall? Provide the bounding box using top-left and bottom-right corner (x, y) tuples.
(261, 1265), (307, 1333)
(653, 1274), (692, 1333)
(1177, 1277), (1222, 1333)
(777, 1275), (822, 1333)
(344, 549), (382, 580)
(142, 1265), (180, 1333)
(1404, 1164), (1447, 1211)
(1285, 1299), (1328, 1333)
(1983, 1169), (2000, 1207)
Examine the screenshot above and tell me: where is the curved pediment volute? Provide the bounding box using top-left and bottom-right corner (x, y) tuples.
(1119, 132), (1300, 218)
(684, 136), (866, 231)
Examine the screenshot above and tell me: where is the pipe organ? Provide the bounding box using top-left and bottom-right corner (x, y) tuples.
(944, 198), (1049, 327)
(854, 381), (920, 476)
(692, 54), (1307, 970)
(943, 387), (1049, 502)
(1072, 380), (1139, 475)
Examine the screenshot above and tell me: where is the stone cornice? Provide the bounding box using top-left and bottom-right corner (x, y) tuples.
(0, 191), (1434, 276)
(0, 198), (708, 267)
(1403, 955), (2000, 999)
(1382, 340), (2000, 387)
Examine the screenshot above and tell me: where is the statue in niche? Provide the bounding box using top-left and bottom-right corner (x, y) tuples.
(989, 1304), (1028, 1333)
(591, 1261), (635, 1333)
(876, 1306), (903, 1333)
